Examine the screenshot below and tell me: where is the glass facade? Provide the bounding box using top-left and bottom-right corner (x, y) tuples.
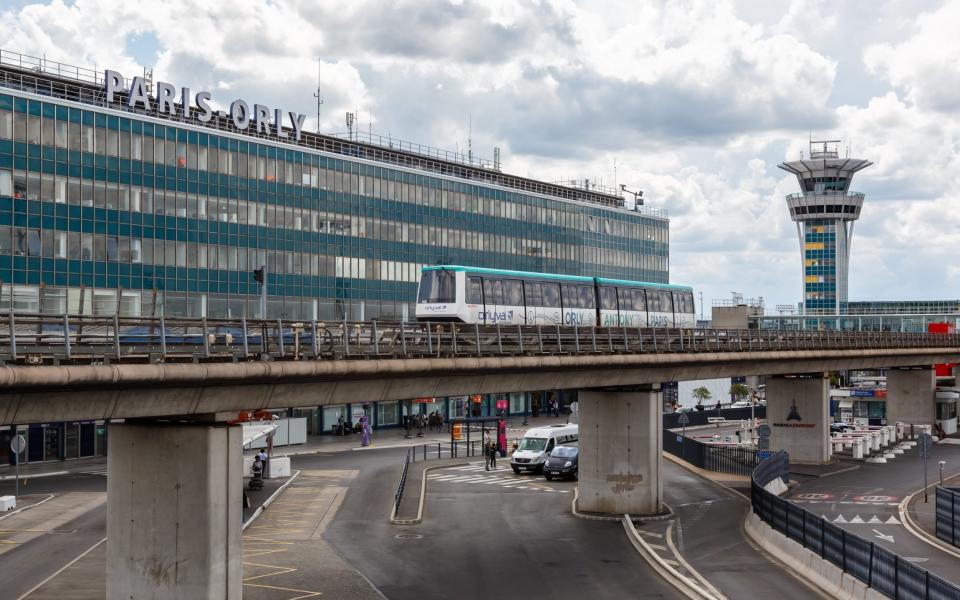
(0, 85), (669, 321)
(803, 220), (839, 313)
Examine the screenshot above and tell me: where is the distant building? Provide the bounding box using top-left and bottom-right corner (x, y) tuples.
(779, 140), (872, 315)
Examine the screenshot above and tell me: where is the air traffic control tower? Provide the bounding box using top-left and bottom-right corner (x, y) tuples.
(779, 140), (872, 315)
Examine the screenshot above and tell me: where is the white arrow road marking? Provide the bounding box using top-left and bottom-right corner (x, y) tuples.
(873, 529), (895, 543)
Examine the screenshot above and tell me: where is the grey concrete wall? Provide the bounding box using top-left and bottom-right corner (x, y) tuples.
(107, 422), (242, 599)
(767, 374), (830, 464)
(1, 347), (958, 424)
(886, 367), (935, 425)
(577, 388), (661, 515)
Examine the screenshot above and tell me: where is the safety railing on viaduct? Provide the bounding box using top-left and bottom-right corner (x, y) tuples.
(0, 313), (958, 365)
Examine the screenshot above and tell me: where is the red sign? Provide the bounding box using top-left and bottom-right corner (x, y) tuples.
(471, 395), (483, 404)
(414, 397), (434, 404)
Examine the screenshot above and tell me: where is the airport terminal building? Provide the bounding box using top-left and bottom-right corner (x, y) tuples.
(0, 51), (671, 461)
(0, 51), (669, 323)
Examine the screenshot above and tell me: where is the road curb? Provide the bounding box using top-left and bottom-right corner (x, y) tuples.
(390, 462), (466, 525)
(897, 474), (960, 560)
(0, 470), (70, 481)
(569, 487), (674, 521)
(0, 493), (55, 521)
(622, 514), (723, 600)
(242, 470), (301, 531)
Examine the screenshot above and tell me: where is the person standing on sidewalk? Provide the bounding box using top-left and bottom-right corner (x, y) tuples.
(487, 439), (498, 470)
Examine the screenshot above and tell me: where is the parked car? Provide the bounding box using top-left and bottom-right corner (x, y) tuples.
(730, 400), (753, 409)
(543, 445), (578, 481)
(830, 422), (855, 434)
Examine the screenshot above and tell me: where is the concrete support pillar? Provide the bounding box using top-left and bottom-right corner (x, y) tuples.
(577, 387), (662, 516)
(885, 367), (935, 426)
(107, 421), (243, 599)
(767, 374), (830, 464)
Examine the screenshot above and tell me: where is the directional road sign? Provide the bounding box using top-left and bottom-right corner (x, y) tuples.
(678, 412), (690, 426)
(919, 433), (933, 459)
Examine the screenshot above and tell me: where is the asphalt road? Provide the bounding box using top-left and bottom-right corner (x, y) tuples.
(785, 441), (960, 586)
(662, 461), (827, 599)
(323, 456), (683, 600)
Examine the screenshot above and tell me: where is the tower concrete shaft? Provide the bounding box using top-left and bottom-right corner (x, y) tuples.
(778, 140), (872, 315)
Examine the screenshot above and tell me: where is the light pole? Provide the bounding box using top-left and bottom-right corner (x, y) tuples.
(940, 460), (947, 487)
(750, 389), (758, 444)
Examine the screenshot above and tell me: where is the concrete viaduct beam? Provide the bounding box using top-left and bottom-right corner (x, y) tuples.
(0, 348), (957, 425)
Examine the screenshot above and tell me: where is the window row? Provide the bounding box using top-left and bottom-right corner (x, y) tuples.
(0, 96), (664, 240)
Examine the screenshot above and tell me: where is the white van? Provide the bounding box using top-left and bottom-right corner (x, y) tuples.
(510, 424), (578, 474)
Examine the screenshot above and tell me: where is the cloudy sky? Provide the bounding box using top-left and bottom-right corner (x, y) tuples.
(2, 0), (958, 314)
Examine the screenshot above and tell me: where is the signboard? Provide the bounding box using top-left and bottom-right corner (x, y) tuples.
(919, 433), (933, 458)
(758, 439), (770, 450)
(678, 413), (690, 426)
(676, 435), (683, 443)
(10, 434), (25, 455)
(414, 397), (434, 404)
(757, 425), (771, 437)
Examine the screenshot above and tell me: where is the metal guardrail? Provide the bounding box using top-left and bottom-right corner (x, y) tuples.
(752, 452), (960, 599)
(393, 447), (411, 517)
(936, 487), (960, 549)
(0, 313), (957, 365)
(662, 428), (762, 476)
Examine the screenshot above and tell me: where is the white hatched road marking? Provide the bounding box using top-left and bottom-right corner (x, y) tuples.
(429, 463), (572, 493)
(81, 469), (108, 476)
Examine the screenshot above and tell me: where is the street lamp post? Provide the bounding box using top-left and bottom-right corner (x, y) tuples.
(940, 460), (947, 487)
(750, 389), (757, 444)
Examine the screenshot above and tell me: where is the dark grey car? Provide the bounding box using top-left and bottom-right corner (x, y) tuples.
(543, 445), (578, 481)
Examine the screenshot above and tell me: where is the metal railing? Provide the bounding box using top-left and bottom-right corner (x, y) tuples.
(662, 429), (762, 477)
(663, 405), (767, 429)
(0, 314), (957, 365)
(936, 487), (960, 549)
(393, 447), (412, 517)
(752, 452), (960, 599)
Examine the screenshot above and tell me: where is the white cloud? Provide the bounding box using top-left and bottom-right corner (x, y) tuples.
(0, 0), (957, 311)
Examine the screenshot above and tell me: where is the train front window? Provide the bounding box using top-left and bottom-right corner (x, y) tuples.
(418, 270), (456, 303)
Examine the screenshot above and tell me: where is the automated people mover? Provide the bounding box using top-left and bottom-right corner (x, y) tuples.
(415, 265), (696, 327)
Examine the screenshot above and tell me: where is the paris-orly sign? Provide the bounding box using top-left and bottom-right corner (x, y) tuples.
(104, 70), (308, 142)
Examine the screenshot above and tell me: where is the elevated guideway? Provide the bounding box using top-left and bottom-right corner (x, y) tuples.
(2, 314), (957, 598)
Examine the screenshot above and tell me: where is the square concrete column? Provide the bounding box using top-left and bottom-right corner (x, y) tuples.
(107, 422), (242, 599)
(577, 387), (662, 516)
(886, 367), (935, 426)
(767, 374), (830, 464)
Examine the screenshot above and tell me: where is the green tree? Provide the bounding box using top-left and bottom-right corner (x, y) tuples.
(730, 383), (750, 402)
(692, 386), (712, 407)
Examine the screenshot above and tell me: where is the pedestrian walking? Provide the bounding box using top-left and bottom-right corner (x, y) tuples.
(487, 439), (497, 470)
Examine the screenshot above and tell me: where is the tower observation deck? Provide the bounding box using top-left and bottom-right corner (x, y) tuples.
(778, 140), (872, 315)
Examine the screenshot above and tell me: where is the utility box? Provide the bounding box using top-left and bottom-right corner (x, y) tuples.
(267, 457), (291, 479)
(0, 496), (15, 511)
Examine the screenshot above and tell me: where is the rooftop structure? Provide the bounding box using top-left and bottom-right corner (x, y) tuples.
(779, 139), (872, 315)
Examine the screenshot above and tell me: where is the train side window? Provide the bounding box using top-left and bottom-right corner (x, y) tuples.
(504, 279), (523, 306)
(561, 284), (579, 308)
(661, 291), (673, 312)
(491, 280), (505, 305)
(579, 285), (596, 309)
(542, 283), (561, 308)
(617, 287), (632, 312)
(524, 281), (543, 306)
(648, 290), (661, 312)
(483, 279), (493, 305)
(632, 289), (646, 312)
(467, 277), (483, 304)
(599, 286), (617, 310)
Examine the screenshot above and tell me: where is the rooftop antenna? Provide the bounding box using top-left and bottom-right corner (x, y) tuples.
(345, 112), (354, 140)
(614, 158), (618, 190)
(468, 113), (473, 164)
(312, 58), (323, 133)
